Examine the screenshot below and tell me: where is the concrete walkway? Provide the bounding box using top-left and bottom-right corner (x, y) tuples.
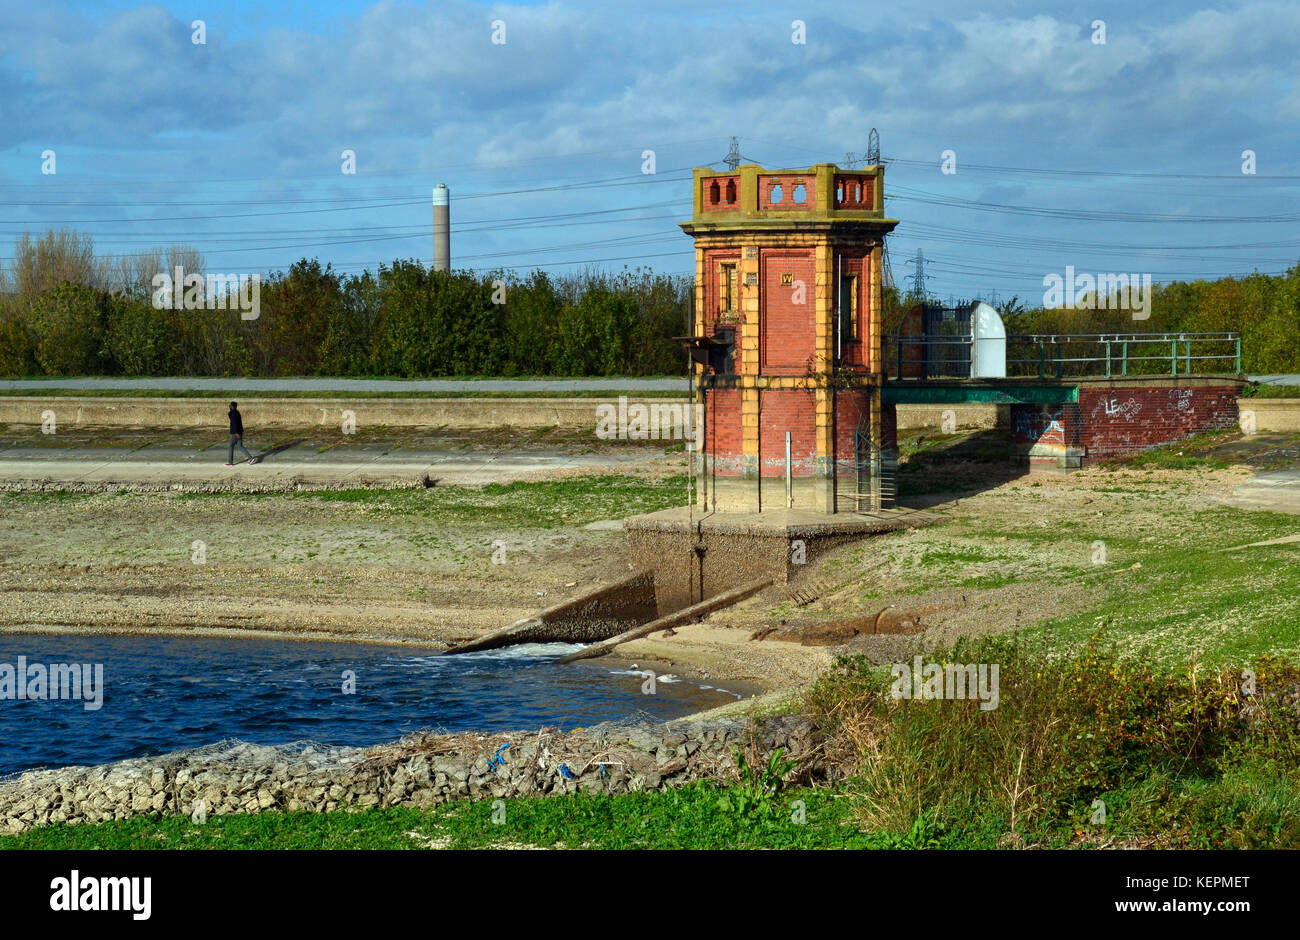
(0, 432), (661, 490)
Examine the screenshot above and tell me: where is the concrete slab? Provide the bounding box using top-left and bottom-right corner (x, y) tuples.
(0, 431), (666, 491)
(623, 505), (941, 614)
(1230, 468), (1300, 514)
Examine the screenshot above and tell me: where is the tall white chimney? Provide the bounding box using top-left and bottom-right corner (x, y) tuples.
(432, 184), (450, 272)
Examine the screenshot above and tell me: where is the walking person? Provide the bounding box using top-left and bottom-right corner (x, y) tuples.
(227, 401), (255, 466)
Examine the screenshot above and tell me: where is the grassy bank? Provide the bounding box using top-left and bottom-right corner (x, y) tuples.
(805, 637), (1300, 849)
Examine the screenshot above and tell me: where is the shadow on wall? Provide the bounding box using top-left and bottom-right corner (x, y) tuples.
(893, 429), (1027, 508)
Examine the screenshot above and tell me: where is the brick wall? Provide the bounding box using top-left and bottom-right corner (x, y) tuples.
(703, 387), (743, 475)
(882, 401), (898, 453)
(702, 176), (740, 211)
(1010, 385), (1241, 462)
(758, 174), (815, 210)
(831, 389), (871, 464)
(759, 389), (817, 477)
(833, 175), (873, 210)
(1010, 403), (1080, 449)
(760, 250), (816, 373)
(1077, 385), (1240, 461)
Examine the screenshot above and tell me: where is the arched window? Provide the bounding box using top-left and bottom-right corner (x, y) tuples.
(708, 180), (720, 205)
(792, 183), (807, 203)
(769, 183), (784, 204)
(725, 179), (737, 203)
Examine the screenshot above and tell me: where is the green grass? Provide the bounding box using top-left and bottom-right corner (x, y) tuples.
(1016, 506), (1300, 668)
(1242, 383), (1300, 398)
(1, 474), (692, 530)
(0, 783), (881, 850)
(1107, 429), (1239, 469)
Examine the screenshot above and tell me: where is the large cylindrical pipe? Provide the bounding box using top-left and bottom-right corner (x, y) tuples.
(432, 184), (450, 272)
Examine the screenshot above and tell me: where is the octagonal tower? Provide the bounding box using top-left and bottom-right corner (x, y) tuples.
(681, 162), (899, 513)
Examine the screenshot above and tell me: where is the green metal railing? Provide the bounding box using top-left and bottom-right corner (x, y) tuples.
(887, 331), (1242, 380)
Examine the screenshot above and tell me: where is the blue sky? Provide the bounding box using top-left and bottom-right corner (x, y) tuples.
(2, 0), (1298, 303)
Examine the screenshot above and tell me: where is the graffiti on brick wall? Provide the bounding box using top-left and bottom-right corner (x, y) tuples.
(1014, 407), (1065, 445)
(1169, 388), (1194, 412)
(1091, 396), (1143, 421)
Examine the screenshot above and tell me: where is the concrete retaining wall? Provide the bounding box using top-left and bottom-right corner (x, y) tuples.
(1238, 398), (1300, 432)
(624, 507), (922, 614)
(894, 403), (1008, 431)
(447, 570), (658, 654)
(0, 396), (1007, 432)
(0, 396), (659, 431)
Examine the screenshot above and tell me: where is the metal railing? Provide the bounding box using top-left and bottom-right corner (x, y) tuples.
(887, 332), (1242, 380)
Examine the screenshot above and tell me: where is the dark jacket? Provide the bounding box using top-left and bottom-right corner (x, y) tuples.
(228, 408), (244, 436)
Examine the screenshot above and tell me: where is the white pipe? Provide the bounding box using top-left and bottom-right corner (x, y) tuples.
(785, 431), (792, 508)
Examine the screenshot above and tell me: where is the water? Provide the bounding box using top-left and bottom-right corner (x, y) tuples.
(0, 635), (741, 776)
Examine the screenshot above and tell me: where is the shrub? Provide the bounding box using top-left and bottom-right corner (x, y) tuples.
(103, 294), (179, 375)
(27, 283), (107, 375)
(804, 636), (1300, 846)
(0, 309), (37, 376)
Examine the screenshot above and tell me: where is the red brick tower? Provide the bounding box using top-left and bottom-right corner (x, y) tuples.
(681, 162), (899, 513)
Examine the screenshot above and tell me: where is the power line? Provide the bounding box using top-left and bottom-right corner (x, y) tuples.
(889, 184), (1300, 224)
(0, 137), (726, 188)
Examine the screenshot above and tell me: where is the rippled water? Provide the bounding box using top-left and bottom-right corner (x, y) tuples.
(0, 635), (741, 775)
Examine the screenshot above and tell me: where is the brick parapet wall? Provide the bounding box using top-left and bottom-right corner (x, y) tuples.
(1010, 384), (1241, 463)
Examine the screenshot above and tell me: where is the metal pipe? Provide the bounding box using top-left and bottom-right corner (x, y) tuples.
(785, 431), (792, 509)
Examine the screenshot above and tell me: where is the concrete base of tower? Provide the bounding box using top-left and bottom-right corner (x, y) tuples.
(695, 473), (837, 513)
(624, 505), (937, 615)
(1017, 443), (1086, 473)
(696, 474), (892, 514)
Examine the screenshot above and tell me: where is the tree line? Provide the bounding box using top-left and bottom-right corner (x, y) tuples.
(0, 229), (691, 377)
(886, 262), (1300, 376)
(1, 228), (1298, 376)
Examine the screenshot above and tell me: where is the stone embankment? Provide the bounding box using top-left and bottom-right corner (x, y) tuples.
(0, 716), (832, 834)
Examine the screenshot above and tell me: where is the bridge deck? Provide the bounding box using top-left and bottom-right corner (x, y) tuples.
(883, 374), (1245, 405)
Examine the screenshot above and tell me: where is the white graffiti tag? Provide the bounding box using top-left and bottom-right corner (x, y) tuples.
(1094, 397), (1142, 420)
